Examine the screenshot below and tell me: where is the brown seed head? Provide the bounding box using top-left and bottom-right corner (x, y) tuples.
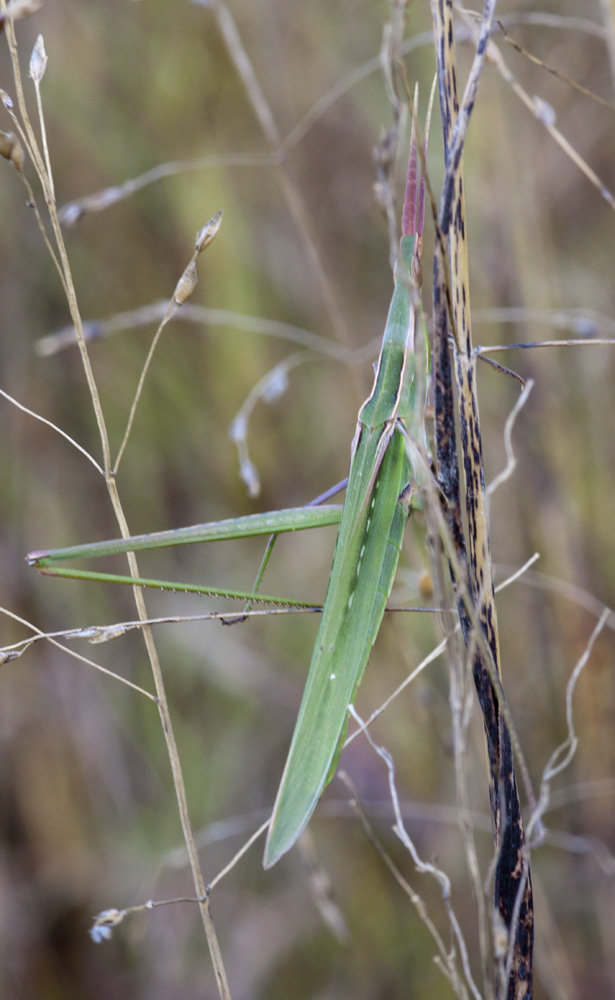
(174, 261), (198, 305)
(0, 130), (24, 174)
(195, 209), (223, 254)
(29, 34), (48, 84)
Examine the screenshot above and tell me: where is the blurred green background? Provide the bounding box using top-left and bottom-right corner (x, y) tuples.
(1, 1), (615, 997)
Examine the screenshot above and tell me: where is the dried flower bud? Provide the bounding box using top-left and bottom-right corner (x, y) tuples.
(29, 34), (48, 84)
(70, 627), (105, 641)
(10, 138), (24, 172)
(0, 130), (24, 173)
(88, 624), (131, 643)
(0, 649), (22, 665)
(1, 0), (45, 26)
(0, 130), (16, 160)
(89, 908), (126, 943)
(174, 261), (198, 305)
(195, 209), (223, 254)
(0, 90), (14, 109)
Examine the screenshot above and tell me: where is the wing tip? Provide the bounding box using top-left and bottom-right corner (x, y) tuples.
(263, 821), (297, 869)
(263, 792), (319, 869)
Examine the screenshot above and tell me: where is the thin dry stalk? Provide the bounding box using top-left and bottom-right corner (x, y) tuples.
(475, 18), (615, 213)
(114, 211), (222, 474)
(199, 0), (354, 357)
(345, 713), (482, 1000)
(0, 12), (232, 998)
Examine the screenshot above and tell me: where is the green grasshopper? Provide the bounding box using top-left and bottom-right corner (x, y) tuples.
(28, 134), (428, 869)
(264, 213), (426, 866)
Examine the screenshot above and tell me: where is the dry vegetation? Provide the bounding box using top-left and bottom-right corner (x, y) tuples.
(1, 1), (615, 998)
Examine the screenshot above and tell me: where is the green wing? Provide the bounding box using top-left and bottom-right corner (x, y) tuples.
(263, 235), (418, 868)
